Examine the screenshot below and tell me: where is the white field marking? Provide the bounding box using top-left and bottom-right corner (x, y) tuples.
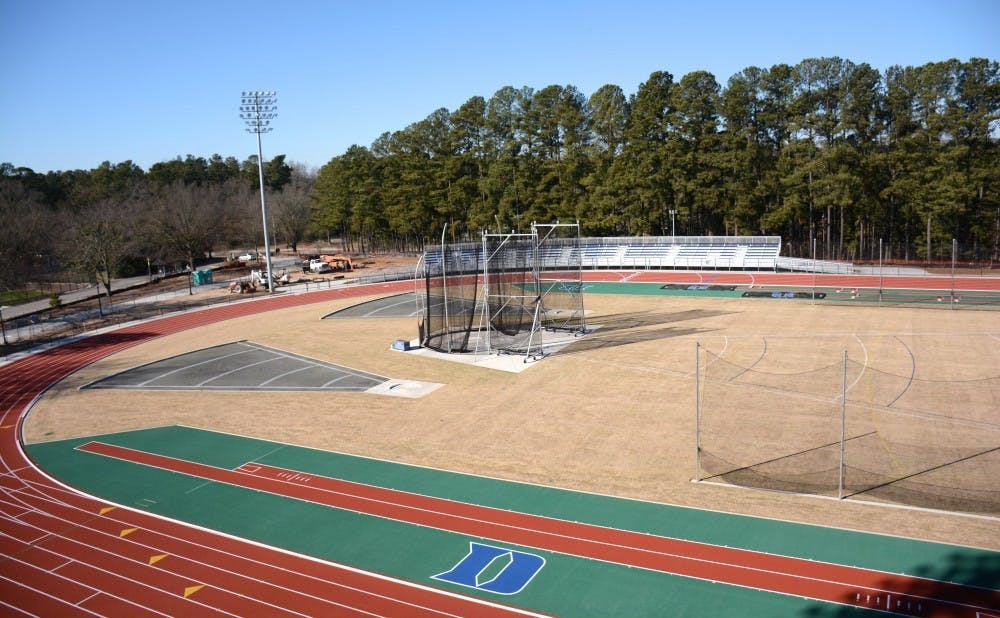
(701, 336), (729, 373)
(7, 474), (547, 618)
(886, 337), (916, 408)
(259, 365), (314, 387)
(0, 549), (177, 617)
(182, 424), (1000, 548)
(362, 295), (415, 317)
(728, 336), (767, 381)
(136, 348), (258, 386)
(196, 357), (283, 387)
(0, 516), (55, 546)
(247, 444), (287, 464)
(841, 334), (869, 398)
(10, 513), (309, 618)
(0, 494), (458, 618)
(694, 479), (1000, 523)
(221, 461), (993, 614)
(860, 336), (905, 476)
(241, 340), (390, 382)
(0, 572), (108, 617)
(0, 500), (34, 523)
(319, 374), (352, 388)
(183, 480), (214, 494)
(28, 424), (178, 446)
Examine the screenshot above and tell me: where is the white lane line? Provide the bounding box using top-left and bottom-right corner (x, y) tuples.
(137, 349), (258, 386)
(196, 357), (283, 387)
(259, 365), (313, 387)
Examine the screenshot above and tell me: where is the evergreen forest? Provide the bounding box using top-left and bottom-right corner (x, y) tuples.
(310, 57), (998, 263)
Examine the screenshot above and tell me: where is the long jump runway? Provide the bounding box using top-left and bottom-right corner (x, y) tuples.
(2, 276), (998, 616)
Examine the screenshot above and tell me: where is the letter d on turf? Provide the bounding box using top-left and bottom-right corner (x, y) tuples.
(433, 542), (545, 595)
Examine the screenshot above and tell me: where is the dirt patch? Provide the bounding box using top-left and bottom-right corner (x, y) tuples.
(24, 293), (1000, 550)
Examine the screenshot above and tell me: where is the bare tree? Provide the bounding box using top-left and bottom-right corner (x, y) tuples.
(151, 181), (221, 293)
(270, 165), (316, 253)
(0, 177), (53, 291)
(65, 199), (138, 312)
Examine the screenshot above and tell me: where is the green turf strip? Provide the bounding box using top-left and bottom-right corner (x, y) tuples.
(29, 426), (996, 617)
(582, 281), (745, 297)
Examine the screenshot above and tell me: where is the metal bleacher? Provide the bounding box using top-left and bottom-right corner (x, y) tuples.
(592, 236), (782, 270)
(424, 236), (786, 272)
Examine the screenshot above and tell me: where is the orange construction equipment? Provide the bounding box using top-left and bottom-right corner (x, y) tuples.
(319, 254), (353, 271)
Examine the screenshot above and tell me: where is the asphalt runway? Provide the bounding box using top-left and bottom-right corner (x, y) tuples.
(82, 340), (388, 392)
(324, 292), (423, 319)
(323, 292), (480, 319)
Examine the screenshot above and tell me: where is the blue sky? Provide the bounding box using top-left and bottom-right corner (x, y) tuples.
(2, 0), (997, 173)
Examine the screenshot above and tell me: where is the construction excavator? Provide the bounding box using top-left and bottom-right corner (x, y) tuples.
(319, 254), (354, 271)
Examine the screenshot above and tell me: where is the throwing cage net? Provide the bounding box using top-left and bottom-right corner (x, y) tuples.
(695, 343), (1000, 515)
(419, 222), (586, 360)
(534, 223), (586, 334)
(481, 232), (539, 355)
(418, 240), (481, 353)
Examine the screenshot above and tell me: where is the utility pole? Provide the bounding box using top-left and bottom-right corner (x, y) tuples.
(240, 91), (277, 292)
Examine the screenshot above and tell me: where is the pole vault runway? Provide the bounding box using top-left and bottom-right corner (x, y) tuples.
(2, 275), (998, 616)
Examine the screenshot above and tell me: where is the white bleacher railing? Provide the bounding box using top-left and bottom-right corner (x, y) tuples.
(425, 236), (791, 272)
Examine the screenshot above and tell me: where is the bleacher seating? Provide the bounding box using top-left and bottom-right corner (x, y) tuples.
(424, 236), (785, 272)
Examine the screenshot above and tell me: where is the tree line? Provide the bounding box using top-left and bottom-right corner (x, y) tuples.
(311, 57), (998, 262)
(0, 155), (313, 297)
(2, 56), (997, 297)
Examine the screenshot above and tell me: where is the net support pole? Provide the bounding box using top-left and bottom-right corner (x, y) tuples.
(440, 224), (450, 350)
(838, 349), (847, 499)
(951, 237), (956, 309)
(878, 237), (883, 306)
(811, 237), (816, 304)
(695, 341), (701, 482)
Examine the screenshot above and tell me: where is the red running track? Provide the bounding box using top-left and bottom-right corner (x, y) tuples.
(77, 442), (1000, 617)
(593, 270), (1000, 291)
(0, 281), (547, 617)
(1, 275), (998, 616)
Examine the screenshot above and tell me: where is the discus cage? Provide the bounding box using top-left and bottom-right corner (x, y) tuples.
(418, 222), (586, 362)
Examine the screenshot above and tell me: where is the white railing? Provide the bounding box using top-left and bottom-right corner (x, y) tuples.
(425, 236), (785, 272)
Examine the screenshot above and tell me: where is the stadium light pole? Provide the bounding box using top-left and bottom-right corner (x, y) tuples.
(669, 209), (677, 238)
(240, 91), (277, 292)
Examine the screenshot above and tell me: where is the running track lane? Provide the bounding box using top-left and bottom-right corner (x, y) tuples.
(588, 270), (1000, 291)
(76, 442), (1000, 618)
(0, 281), (548, 617)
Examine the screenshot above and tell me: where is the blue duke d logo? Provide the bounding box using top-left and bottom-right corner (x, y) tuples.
(433, 542), (545, 595)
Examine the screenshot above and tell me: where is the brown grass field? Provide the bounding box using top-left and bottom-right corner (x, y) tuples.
(24, 287), (1000, 550)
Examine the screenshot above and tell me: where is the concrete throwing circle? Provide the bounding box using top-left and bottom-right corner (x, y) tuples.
(82, 340), (388, 392)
